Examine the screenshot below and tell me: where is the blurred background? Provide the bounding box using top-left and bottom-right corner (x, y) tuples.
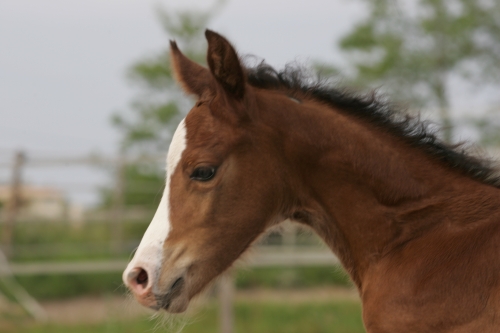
(1, 0), (499, 332)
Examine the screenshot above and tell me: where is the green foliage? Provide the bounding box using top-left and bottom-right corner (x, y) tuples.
(6, 266), (352, 301)
(5, 221), (352, 300)
(99, 163), (164, 210)
(472, 110), (500, 146)
(339, 0), (500, 142)
(6, 220), (151, 262)
(236, 266), (352, 289)
(8, 273), (126, 300)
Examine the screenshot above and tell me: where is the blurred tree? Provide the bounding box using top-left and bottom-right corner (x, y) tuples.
(99, 163), (164, 210)
(338, 0), (500, 142)
(472, 110), (500, 147)
(113, 1), (225, 152)
(101, 2), (225, 209)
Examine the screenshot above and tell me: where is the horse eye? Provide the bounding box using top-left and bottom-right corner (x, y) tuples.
(190, 166), (216, 181)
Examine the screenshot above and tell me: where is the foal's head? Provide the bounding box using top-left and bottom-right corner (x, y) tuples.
(123, 30), (288, 312)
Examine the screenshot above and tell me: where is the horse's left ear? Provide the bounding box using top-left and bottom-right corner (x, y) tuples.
(170, 40), (212, 97)
(205, 30), (246, 100)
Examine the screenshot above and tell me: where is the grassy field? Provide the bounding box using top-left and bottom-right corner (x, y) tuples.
(2, 299), (365, 333)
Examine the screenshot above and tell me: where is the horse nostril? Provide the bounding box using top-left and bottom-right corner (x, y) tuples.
(136, 268), (148, 286)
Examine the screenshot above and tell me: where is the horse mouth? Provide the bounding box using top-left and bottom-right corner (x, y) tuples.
(157, 276), (186, 311)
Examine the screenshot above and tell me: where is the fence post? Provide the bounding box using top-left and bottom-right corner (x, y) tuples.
(282, 220), (297, 249)
(0, 249), (47, 321)
(219, 272), (234, 333)
(110, 152), (125, 254)
(2, 151), (25, 259)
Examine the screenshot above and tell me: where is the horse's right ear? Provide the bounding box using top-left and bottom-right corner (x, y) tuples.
(205, 30), (246, 100)
(170, 41), (212, 97)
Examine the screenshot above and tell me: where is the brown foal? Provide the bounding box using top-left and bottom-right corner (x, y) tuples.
(123, 30), (500, 332)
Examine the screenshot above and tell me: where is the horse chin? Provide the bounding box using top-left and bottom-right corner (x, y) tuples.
(156, 275), (190, 313)
(162, 293), (189, 313)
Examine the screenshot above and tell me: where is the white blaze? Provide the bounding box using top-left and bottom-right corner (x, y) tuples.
(123, 119), (187, 278)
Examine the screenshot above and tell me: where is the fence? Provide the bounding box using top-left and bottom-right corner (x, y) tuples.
(0, 149), (166, 256)
(0, 143), (499, 332)
(0, 148), (337, 333)
(0, 244), (339, 333)
(0, 149), (161, 322)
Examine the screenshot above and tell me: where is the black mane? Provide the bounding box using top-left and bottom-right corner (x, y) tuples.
(245, 62), (500, 188)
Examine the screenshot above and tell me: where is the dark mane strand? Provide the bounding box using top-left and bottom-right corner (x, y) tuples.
(245, 61), (500, 188)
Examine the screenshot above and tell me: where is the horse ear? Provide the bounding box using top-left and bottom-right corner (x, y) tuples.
(170, 40), (212, 97)
(205, 30), (246, 100)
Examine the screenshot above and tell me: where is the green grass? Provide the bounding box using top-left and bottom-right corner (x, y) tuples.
(232, 301), (364, 333)
(2, 301), (365, 333)
(1, 319), (158, 333)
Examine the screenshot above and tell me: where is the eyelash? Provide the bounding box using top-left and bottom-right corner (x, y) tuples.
(190, 166), (216, 181)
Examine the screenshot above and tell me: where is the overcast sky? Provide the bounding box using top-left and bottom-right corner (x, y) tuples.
(0, 0), (364, 156)
(0, 0), (366, 204)
(0, 0), (498, 205)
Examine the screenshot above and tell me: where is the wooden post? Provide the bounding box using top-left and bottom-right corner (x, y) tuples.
(110, 152), (125, 255)
(282, 219), (297, 249)
(0, 249), (47, 322)
(219, 272), (234, 333)
(2, 151), (25, 259)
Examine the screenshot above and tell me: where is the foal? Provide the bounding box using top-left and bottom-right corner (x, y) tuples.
(123, 30), (500, 332)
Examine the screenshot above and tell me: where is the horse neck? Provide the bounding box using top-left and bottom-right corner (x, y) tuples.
(257, 91), (500, 288)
